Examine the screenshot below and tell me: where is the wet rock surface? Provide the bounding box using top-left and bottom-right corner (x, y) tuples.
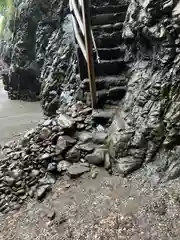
(105, 0), (180, 180)
(0, 0), (76, 116)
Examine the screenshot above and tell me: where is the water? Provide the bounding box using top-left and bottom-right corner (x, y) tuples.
(0, 81), (42, 145)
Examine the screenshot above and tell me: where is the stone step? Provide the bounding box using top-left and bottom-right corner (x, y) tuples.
(86, 86), (127, 107)
(92, 23), (123, 34)
(81, 75), (127, 91)
(92, 108), (117, 125)
(91, 5), (128, 15)
(95, 32), (122, 48)
(91, 0), (125, 6)
(93, 46), (125, 61)
(92, 12), (126, 26)
(94, 59), (127, 76)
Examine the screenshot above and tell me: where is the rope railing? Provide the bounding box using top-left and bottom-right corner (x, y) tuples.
(69, 0), (99, 108)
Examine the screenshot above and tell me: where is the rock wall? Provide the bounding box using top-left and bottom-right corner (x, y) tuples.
(0, 0), (76, 114)
(110, 0), (180, 181)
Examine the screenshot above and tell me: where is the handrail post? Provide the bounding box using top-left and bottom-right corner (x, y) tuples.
(82, 0), (96, 109)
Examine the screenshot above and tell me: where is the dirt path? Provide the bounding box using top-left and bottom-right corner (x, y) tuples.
(0, 82), (42, 144)
(0, 169), (180, 240)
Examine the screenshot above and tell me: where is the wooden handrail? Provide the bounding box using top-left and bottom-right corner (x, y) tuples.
(69, 0), (97, 108)
(82, 0), (96, 108)
(70, 0), (84, 35)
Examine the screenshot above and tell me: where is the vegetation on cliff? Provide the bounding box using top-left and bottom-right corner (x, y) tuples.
(0, 0), (15, 39)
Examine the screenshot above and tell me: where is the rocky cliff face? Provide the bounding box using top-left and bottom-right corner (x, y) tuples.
(0, 0), (76, 115)
(111, 0), (180, 180)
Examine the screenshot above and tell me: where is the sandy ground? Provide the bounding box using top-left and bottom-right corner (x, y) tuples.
(0, 169), (180, 240)
(0, 82), (42, 144)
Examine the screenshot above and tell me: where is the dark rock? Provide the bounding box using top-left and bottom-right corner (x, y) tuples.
(85, 148), (106, 165)
(37, 185), (51, 201)
(39, 174), (56, 185)
(67, 163), (90, 178)
(92, 109), (116, 125)
(47, 162), (57, 173)
(65, 146), (80, 163)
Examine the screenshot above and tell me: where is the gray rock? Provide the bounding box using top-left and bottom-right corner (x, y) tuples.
(116, 157), (143, 176)
(57, 160), (71, 173)
(4, 176), (15, 186)
(67, 163), (90, 177)
(11, 169), (23, 179)
(62, 135), (77, 146)
(39, 153), (51, 161)
(165, 161), (180, 181)
(85, 148), (106, 165)
(39, 127), (51, 140)
(47, 162), (57, 172)
(77, 143), (95, 153)
(39, 174), (56, 185)
(56, 136), (68, 154)
(37, 185), (51, 200)
(30, 169), (40, 178)
(93, 132), (108, 144)
(57, 114), (76, 132)
(65, 146), (80, 163)
(77, 131), (93, 143)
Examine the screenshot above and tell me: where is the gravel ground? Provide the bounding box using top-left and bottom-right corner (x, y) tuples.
(1, 168), (180, 240)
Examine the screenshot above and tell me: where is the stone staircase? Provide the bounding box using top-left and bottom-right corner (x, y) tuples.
(79, 0), (129, 114)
